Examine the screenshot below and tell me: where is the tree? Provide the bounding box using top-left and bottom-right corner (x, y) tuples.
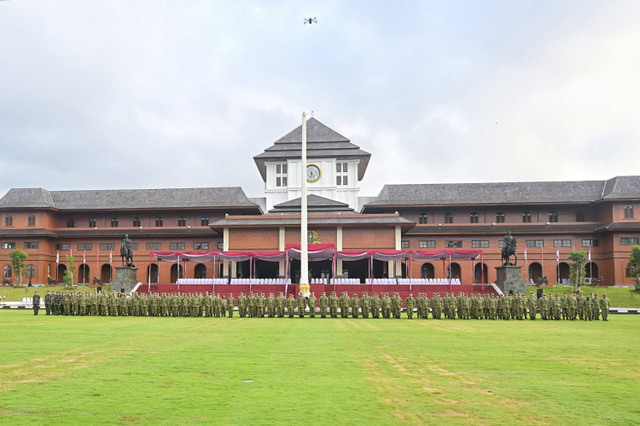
(63, 254), (76, 289)
(568, 250), (587, 291)
(628, 246), (640, 292)
(9, 249), (28, 286)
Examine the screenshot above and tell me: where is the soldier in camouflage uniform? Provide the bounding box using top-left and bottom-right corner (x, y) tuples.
(381, 293), (392, 319)
(296, 293), (306, 318)
(591, 293), (600, 321)
(527, 293), (537, 320)
(237, 292), (246, 317)
(370, 293), (380, 318)
(599, 294), (609, 321)
(286, 294), (296, 318)
(277, 292), (286, 318)
(339, 292), (350, 318)
(405, 294), (415, 319)
(267, 292), (276, 318)
(308, 292), (317, 318)
(329, 291), (339, 318)
(319, 292), (328, 318)
(350, 293), (359, 318)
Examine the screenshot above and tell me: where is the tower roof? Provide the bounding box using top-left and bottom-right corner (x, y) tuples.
(253, 117), (371, 181)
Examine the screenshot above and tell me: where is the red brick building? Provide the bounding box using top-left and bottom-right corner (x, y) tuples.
(1, 118), (638, 286)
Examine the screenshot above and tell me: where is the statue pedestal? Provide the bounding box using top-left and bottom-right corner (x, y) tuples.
(112, 267), (138, 293)
(494, 265), (527, 295)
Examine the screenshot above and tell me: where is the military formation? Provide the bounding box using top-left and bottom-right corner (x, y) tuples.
(40, 289), (610, 320)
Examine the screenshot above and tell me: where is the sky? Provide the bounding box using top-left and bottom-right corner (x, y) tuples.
(1, 0), (639, 200)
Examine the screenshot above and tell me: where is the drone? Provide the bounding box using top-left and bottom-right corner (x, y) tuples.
(304, 17), (317, 25)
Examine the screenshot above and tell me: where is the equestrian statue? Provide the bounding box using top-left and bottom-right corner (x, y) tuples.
(501, 231), (518, 266)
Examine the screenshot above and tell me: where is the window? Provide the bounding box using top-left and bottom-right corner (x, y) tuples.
(444, 213), (453, 224)
(2, 242), (16, 249)
(26, 264), (35, 279)
(336, 162), (348, 186)
(89, 218), (97, 228)
(621, 237), (640, 245)
(110, 217), (118, 228)
(495, 212), (505, 223)
(3, 265), (11, 278)
(178, 217), (186, 227)
(170, 243), (186, 250)
(194, 242), (209, 250)
(624, 204), (634, 219)
(146, 243), (162, 250)
(522, 212), (531, 223)
(67, 219), (74, 228)
(498, 240), (506, 248)
(55, 244), (70, 251)
(418, 213), (427, 224)
(100, 243), (115, 251)
(28, 213), (36, 226)
(470, 212), (479, 223)
(155, 217), (163, 227)
(445, 240), (462, 248)
(5, 214), (12, 227)
(576, 211), (585, 222)
(131, 243), (138, 251)
(548, 211), (558, 223)
(24, 242), (39, 249)
(582, 239), (599, 247)
(526, 240), (544, 248)
(401, 241), (410, 249)
(627, 264), (635, 278)
(201, 216), (209, 226)
(275, 163), (288, 187)
(553, 240), (571, 247)
(419, 240), (436, 248)
(77, 243), (92, 251)
(133, 217), (141, 227)
(472, 240), (489, 248)
(217, 242), (224, 250)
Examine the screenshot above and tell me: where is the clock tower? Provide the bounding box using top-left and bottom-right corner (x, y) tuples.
(254, 118), (371, 211)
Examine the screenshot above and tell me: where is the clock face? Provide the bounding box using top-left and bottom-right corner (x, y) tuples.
(306, 164), (321, 183)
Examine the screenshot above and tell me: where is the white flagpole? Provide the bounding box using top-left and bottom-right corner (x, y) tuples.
(300, 112), (310, 297)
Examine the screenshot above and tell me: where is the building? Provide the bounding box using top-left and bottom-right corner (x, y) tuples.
(1, 118), (639, 287)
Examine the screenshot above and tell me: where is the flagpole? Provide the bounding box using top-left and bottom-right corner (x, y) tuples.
(300, 112), (310, 297)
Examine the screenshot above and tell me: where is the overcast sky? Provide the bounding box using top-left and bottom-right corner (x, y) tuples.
(1, 0), (639, 200)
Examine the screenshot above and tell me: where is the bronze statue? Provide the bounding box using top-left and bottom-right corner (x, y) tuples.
(501, 231), (517, 265)
(120, 234), (134, 267)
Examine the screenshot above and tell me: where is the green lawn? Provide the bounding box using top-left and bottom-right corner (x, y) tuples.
(0, 285), (112, 303)
(1, 311), (639, 425)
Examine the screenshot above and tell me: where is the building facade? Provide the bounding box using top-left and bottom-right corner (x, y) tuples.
(1, 118), (639, 286)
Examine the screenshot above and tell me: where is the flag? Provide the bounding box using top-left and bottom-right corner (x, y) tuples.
(83, 250), (86, 264)
(524, 248), (527, 261)
(56, 251), (59, 264)
(588, 246), (592, 262)
(556, 248), (560, 262)
(109, 250), (113, 264)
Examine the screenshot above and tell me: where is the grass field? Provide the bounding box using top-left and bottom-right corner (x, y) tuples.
(1, 311), (639, 425)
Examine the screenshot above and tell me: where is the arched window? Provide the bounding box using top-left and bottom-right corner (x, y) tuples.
(155, 217), (163, 227)
(496, 212), (505, 223)
(3, 265), (12, 278)
(576, 211), (585, 222)
(626, 264), (634, 278)
(548, 211), (558, 223)
(522, 211), (531, 223)
(133, 217), (141, 227)
(469, 212), (479, 223)
(178, 216), (186, 226)
(418, 213), (427, 224)
(89, 218), (96, 228)
(28, 213), (36, 226)
(444, 212), (453, 224)
(5, 214), (13, 227)
(624, 204), (634, 219)
(26, 264), (36, 279)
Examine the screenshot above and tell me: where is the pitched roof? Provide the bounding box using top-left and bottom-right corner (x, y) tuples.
(363, 177), (640, 209)
(253, 117), (371, 181)
(0, 187), (261, 211)
(269, 194), (354, 214)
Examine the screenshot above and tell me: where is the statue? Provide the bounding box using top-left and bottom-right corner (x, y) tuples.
(501, 231), (518, 266)
(120, 234), (134, 267)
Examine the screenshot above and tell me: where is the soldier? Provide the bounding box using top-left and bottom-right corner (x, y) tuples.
(527, 293), (537, 320)
(308, 292), (317, 318)
(220, 294), (227, 318)
(392, 293), (402, 319)
(591, 293), (600, 321)
(431, 293), (443, 320)
(381, 293), (392, 319)
(360, 292), (370, 319)
(553, 294), (562, 320)
(599, 294), (610, 321)
(44, 290), (52, 315)
(227, 293), (235, 318)
(405, 294), (415, 319)
(247, 292), (255, 318)
(568, 293), (577, 320)
(237, 292), (246, 318)
(109, 293), (117, 316)
(329, 291), (339, 318)
(277, 292), (286, 318)
(267, 292), (276, 318)
(319, 292), (328, 318)
(350, 293), (359, 318)
(577, 292), (587, 321)
(296, 292), (306, 318)
(32, 291), (41, 315)
(258, 293), (266, 318)
(286, 294), (296, 318)
(339, 292), (350, 318)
